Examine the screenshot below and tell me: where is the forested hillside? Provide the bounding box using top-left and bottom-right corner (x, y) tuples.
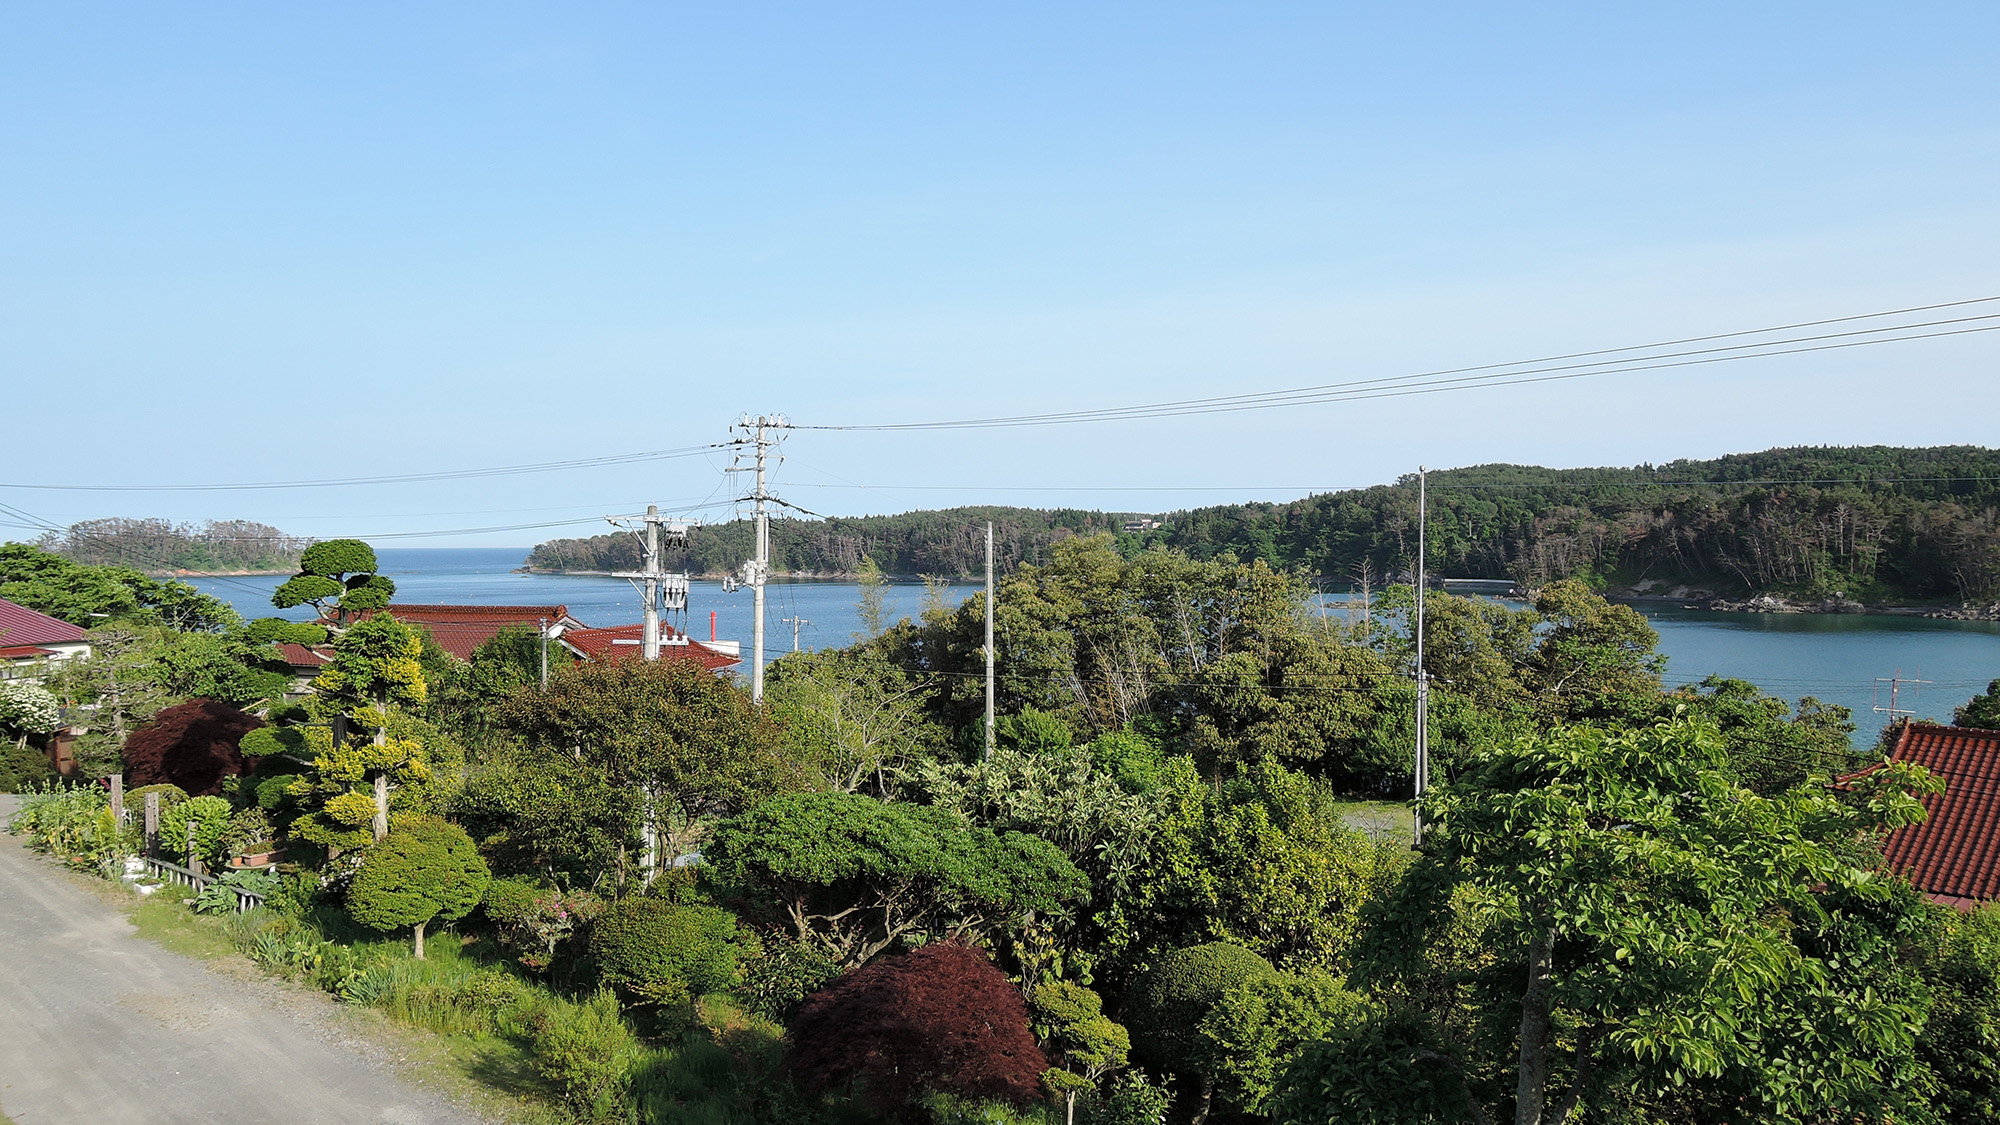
(531, 446), (2000, 604)
(42, 518), (310, 573)
(1155, 444), (2000, 603)
(528, 506), (1149, 578)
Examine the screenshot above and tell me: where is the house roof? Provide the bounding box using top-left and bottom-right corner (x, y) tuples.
(278, 642), (333, 669)
(330, 604), (586, 661)
(560, 623), (741, 672)
(0, 598), (89, 647)
(1876, 723), (2000, 909)
(0, 644), (59, 660)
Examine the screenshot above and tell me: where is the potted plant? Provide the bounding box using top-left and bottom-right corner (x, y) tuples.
(221, 807), (280, 868)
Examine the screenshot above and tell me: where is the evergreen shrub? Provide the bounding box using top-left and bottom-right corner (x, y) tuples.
(591, 897), (741, 1012)
(1125, 943), (1278, 1076)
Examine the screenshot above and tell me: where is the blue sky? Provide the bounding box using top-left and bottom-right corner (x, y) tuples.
(3, 3), (1996, 547)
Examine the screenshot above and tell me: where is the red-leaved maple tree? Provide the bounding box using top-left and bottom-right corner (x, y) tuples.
(122, 699), (261, 796)
(787, 942), (1047, 1120)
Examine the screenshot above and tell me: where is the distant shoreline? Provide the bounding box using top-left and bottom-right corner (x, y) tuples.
(148, 568), (292, 578)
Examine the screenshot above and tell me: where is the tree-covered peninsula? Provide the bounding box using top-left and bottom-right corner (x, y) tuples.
(41, 517), (311, 574)
(531, 446), (2000, 605)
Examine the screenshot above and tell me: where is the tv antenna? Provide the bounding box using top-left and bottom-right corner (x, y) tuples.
(1873, 668), (1932, 720)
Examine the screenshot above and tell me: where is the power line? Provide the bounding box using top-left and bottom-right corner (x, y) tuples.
(794, 300), (2000, 431)
(0, 442), (729, 493)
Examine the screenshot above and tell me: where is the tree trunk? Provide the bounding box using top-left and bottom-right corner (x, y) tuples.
(373, 774), (388, 842)
(1191, 1075), (1214, 1125)
(1065, 1091), (1076, 1125)
(1515, 926), (1556, 1125)
(414, 920), (427, 960)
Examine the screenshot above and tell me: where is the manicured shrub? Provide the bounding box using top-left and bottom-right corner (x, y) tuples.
(484, 878), (603, 975)
(591, 898), (741, 1011)
(121, 699), (261, 796)
(481, 876), (544, 927)
(127, 782), (190, 809)
(346, 816), (490, 958)
(160, 795), (233, 867)
(787, 942), (1047, 1120)
(1125, 943), (1278, 1077)
(253, 772), (301, 811)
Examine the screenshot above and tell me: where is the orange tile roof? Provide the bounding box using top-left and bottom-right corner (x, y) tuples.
(561, 623), (741, 672)
(1877, 723), (2000, 909)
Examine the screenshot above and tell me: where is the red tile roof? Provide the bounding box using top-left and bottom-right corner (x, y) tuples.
(330, 604), (584, 661)
(560, 623), (741, 672)
(0, 598), (89, 647)
(0, 645), (59, 660)
(1876, 723), (2000, 909)
(278, 642), (333, 669)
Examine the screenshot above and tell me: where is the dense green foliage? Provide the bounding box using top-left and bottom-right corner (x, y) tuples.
(529, 505), (1152, 577)
(346, 815), (490, 957)
(40, 517), (310, 573)
(272, 538), (396, 618)
(1159, 444), (2000, 602)
(16, 525), (1999, 1125)
(1957, 679), (2000, 729)
(0, 542), (239, 631)
(528, 445), (2000, 601)
(590, 897), (742, 1013)
(1126, 943), (1279, 1077)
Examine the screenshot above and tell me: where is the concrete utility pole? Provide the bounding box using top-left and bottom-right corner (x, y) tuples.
(985, 521), (996, 760)
(727, 415), (785, 703)
(783, 615), (810, 652)
(538, 617), (548, 688)
(610, 506), (694, 662)
(1413, 466), (1431, 849)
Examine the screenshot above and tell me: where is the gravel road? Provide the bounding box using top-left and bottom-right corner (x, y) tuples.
(0, 794), (493, 1125)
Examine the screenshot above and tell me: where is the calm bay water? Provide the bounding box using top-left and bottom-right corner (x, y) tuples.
(192, 547), (2000, 749)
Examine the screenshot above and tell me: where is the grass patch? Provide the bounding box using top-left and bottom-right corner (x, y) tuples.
(129, 891), (241, 960)
(1326, 799), (1415, 838)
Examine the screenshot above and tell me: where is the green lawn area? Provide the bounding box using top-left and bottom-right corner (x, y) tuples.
(1327, 799), (1414, 839)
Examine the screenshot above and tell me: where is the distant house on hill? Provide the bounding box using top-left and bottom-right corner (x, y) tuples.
(1870, 723), (2000, 911)
(0, 597), (92, 681)
(560, 621), (741, 673)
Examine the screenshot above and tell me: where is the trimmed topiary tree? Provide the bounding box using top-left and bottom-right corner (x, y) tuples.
(347, 816), (489, 958)
(272, 539), (396, 623)
(590, 897), (741, 1016)
(787, 942), (1047, 1121)
(1125, 942), (1278, 1102)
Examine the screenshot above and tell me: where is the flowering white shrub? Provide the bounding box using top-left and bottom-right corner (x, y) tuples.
(0, 681), (61, 736)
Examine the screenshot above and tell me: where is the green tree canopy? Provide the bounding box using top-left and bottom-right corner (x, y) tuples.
(704, 790), (1089, 968)
(1286, 716), (1939, 1125)
(272, 538), (395, 620)
(346, 815), (490, 958)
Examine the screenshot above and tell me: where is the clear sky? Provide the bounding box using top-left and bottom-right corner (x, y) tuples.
(4, 3), (1996, 548)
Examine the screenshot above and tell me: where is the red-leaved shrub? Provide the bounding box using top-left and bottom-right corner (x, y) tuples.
(786, 942), (1047, 1119)
(122, 700), (261, 796)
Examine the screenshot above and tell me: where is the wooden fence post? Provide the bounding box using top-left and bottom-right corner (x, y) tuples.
(143, 792), (159, 857)
(185, 821), (200, 877)
(109, 773), (124, 827)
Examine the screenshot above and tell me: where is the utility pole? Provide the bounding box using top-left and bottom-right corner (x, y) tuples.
(1413, 467), (1430, 849)
(722, 415), (788, 702)
(609, 506), (694, 662)
(783, 615), (810, 652)
(538, 617), (548, 688)
(985, 521), (996, 760)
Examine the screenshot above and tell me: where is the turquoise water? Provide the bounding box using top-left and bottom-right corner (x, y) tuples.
(191, 548), (2000, 749)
